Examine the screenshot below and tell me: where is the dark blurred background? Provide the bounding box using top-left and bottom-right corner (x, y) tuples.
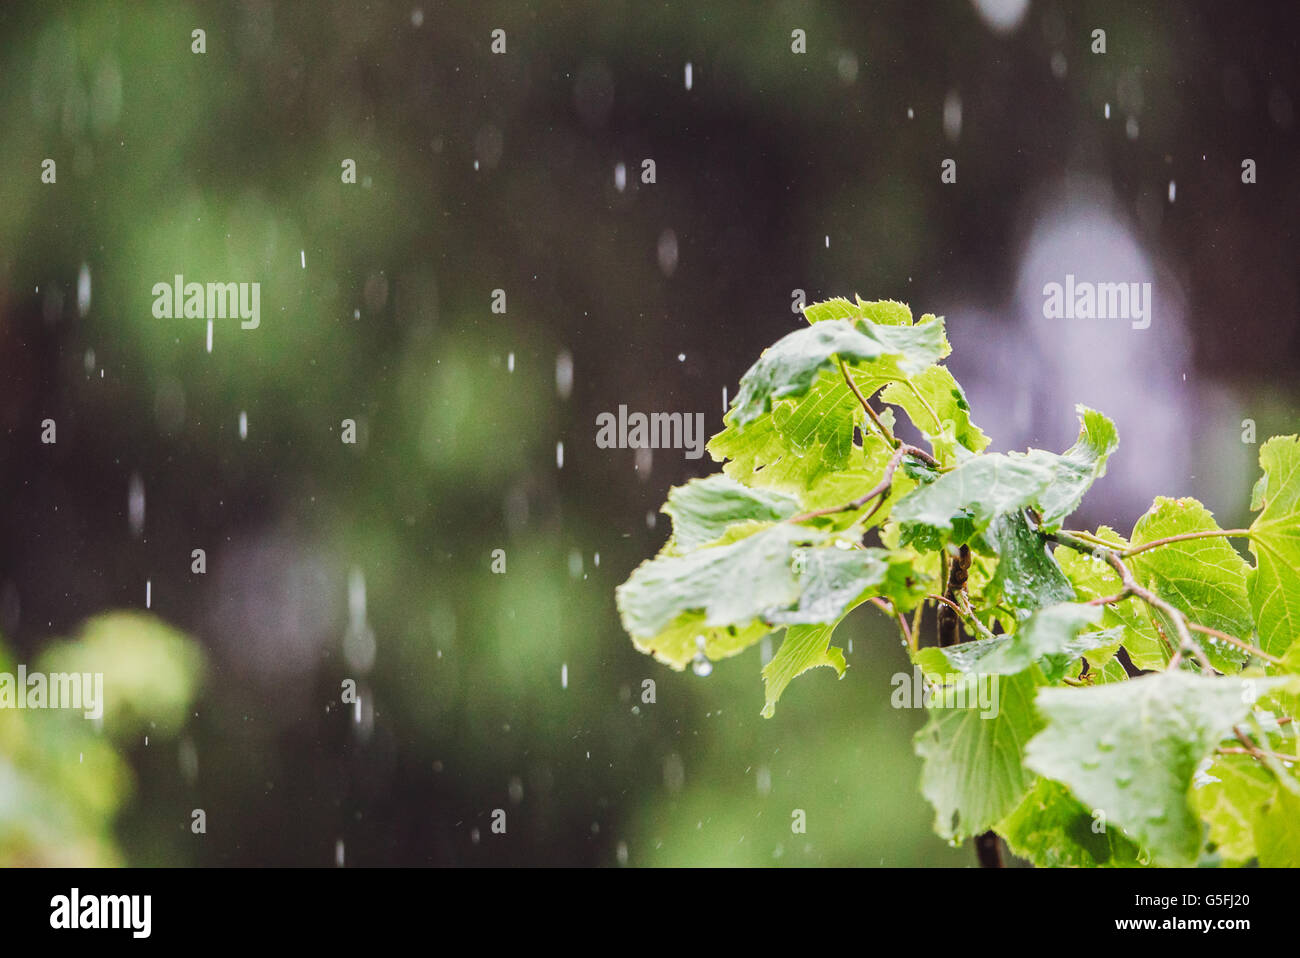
(0, 0), (1296, 865)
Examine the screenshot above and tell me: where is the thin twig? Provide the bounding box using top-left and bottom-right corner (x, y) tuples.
(1120, 528), (1251, 559)
(869, 596), (914, 651)
(786, 443), (935, 523)
(1084, 589), (1282, 664)
(1049, 529), (1215, 673)
(1216, 746), (1300, 763)
(1187, 623), (1284, 666)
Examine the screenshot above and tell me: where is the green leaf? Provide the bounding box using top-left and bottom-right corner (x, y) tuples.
(930, 601), (1122, 683)
(616, 523), (824, 662)
(761, 618), (848, 719)
(35, 612), (205, 739)
(892, 407), (1119, 550)
(1034, 405), (1119, 530)
(1246, 435), (1300, 658)
(802, 296), (913, 327)
(982, 511), (1076, 616)
(729, 318), (949, 427)
(1254, 780), (1300, 867)
(767, 546), (920, 625)
(626, 612), (773, 673)
(708, 369), (865, 492)
(1024, 672), (1293, 865)
(892, 453), (1057, 551)
(878, 366), (989, 462)
(1129, 497), (1253, 672)
(617, 528), (915, 671)
(999, 779), (1146, 868)
(1190, 753), (1276, 864)
(1055, 527), (1169, 670)
(914, 670), (1042, 841)
(661, 475), (800, 551)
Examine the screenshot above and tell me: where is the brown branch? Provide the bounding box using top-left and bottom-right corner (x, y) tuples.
(938, 545), (971, 648)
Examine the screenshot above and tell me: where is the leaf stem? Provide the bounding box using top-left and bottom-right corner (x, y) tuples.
(838, 359), (896, 447)
(871, 596), (915, 651)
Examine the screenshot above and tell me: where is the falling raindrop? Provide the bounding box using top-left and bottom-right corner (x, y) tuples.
(1168, 180), (1176, 203)
(179, 737), (199, 784)
(300, 250), (306, 269)
(348, 566), (366, 622)
(127, 472), (145, 537)
(238, 411), (248, 440)
(677, 352), (685, 362)
(656, 229), (679, 277)
(836, 52), (858, 84)
(684, 62), (693, 90)
(561, 663), (569, 689)
(722, 386), (728, 411)
(1104, 102), (1111, 119)
(824, 235), (830, 248)
(614, 162), (627, 192)
(335, 839), (345, 866)
(555, 350), (573, 398)
(556, 441), (565, 468)
(145, 579), (152, 609)
(206, 319), (213, 354)
(77, 264), (91, 316)
(971, 0), (1029, 33)
(907, 106), (914, 119)
(507, 352), (515, 373)
(593, 552), (600, 567)
(942, 90), (962, 142)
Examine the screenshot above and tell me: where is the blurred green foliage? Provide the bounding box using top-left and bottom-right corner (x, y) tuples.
(0, 613), (203, 865)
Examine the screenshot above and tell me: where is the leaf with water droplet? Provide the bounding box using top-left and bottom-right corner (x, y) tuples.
(914, 671), (1043, 842)
(998, 779), (1147, 868)
(1128, 497), (1254, 672)
(1025, 671), (1298, 865)
(925, 601), (1120, 683)
(1246, 436), (1300, 660)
